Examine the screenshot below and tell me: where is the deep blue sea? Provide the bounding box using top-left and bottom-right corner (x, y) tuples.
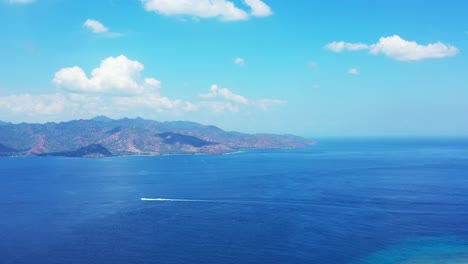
(2, 138), (468, 264)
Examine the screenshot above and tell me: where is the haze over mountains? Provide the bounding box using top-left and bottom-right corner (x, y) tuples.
(0, 117), (313, 157)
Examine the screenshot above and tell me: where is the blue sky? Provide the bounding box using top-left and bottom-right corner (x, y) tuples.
(0, 0), (467, 137)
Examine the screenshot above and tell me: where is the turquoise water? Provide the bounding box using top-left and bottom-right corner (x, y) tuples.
(1, 138), (468, 263)
(358, 237), (468, 264)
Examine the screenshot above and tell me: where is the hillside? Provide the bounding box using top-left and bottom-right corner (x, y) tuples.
(0, 117), (314, 157)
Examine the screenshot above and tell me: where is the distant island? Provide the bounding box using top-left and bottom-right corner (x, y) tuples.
(0, 117), (314, 157)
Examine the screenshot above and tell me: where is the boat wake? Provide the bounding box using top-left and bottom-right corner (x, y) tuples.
(141, 198), (212, 202)
(140, 197), (354, 208)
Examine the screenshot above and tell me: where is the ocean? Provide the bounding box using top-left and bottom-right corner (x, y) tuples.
(1, 138), (468, 264)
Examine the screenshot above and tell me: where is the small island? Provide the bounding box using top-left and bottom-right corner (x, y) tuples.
(0, 117), (314, 157)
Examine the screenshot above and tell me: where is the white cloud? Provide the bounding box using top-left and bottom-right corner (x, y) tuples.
(83, 19), (123, 38)
(0, 92), (187, 122)
(141, 0), (247, 21)
(244, 0), (272, 17)
(233, 57), (245, 66)
(348, 68), (359, 75)
(199, 84), (286, 113)
(1, 55), (285, 122)
(141, 0), (272, 21)
(8, 0), (33, 4)
(325, 42), (368, 52)
(113, 94), (182, 112)
(199, 84), (219, 99)
(0, 93), (67, 115)
(218, 87), (249, 104)
(325, 35), (459, 61)
(53, 55), (160, 94)
(200, 101), (240, 113)
(83, 19), (109, 34)
(144, 78), (161, 89)
(182, 102), (199, 112)
(0, 93), (122, 121)
(199, 84), (248, 104)
(369, 35), (459, 61)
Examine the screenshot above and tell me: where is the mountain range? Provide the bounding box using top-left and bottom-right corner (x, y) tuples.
(0, 117), (314, 157)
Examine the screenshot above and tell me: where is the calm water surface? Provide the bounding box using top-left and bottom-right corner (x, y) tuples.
(1, 138), (468, 263)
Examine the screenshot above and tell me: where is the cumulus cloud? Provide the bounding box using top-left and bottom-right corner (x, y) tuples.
(233, 57), (245, 66)
(199, 84), (248, 104)
(83, 19), (123, 37)
(1, 55), (286, 122)
(0, 92), (186, 122)
(53, 55), (160, 94)
(83, 19), (109, 33)
(0, 92), (128, 121)
(199, 84), (286, 113)
(141, 0), (272, 21)
(218, 87), (249, 104)
(0, 93), (68, 115)
(8, 0), (33, 4)
(325, 35), (459, 61)
(199, 84), (219, 99)
(348, 68), (359, 75)
(369, 35), (459, 61)
(113, 94), (182, 112)
(244, 0), (272, 17)
(49, 55), (188, 118)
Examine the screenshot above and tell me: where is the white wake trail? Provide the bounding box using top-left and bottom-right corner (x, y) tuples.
(140, 197), (378, 211)
(140, 198), (214, 202)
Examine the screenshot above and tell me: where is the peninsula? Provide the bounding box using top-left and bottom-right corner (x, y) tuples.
(0, 117), (313, 157)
